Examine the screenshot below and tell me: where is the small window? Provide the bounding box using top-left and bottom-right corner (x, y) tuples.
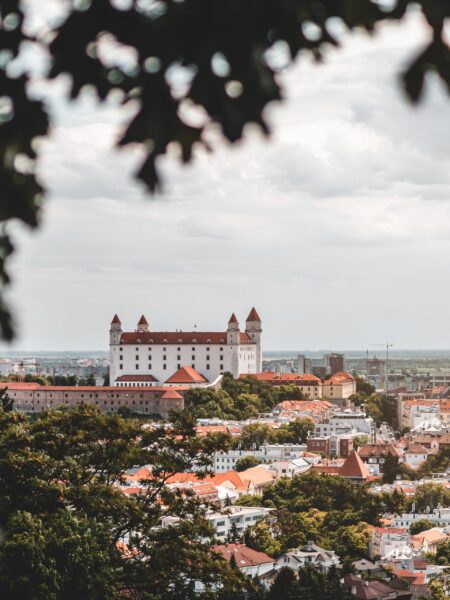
(148, 364), (152, 370)
(120, 347), (123, 351)
(120, 355), (123, 360)
(163, 364), (167, 370)
(136, 364), (139, 370)
(220, 347), (223, 351)
(206, 355), (210, 361)
(177, 355), (181, 360)
(220, 364), (223, 371)
(192, 355), (195, 360)
(136, 347), (139, 351)
(136, 355), (139, 360)
(206, 364), (210, 370)
(220, 355), (223, 361)
(148, 355), (152, 360)
(177, 346), (181, 351)
(163, 355), (167, 360)
(120, 364), (123, 369)
(177, 364), (181, 369)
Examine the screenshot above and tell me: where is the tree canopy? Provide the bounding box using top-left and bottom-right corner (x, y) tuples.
(0, 404), (258, 599)
(1, 0), (450, 339)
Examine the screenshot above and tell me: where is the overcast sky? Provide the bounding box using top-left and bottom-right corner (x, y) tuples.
(2, 11), (450, 352)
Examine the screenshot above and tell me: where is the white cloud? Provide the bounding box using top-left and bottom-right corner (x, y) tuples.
(3, 12), (450, 351)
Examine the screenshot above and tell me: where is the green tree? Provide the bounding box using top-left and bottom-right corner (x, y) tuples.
(382, 454), (401, 484)
(435, 538), (450, 566)
(410, 519), (434, 535)
(355, 378), (376, 397)
(0, 387), (13, 412)
(0, 405), (256, 599)
(411, 483), (450, 512)
(352, 435), (370, 450)
(269, 567), (299, 600)
(240, 424), (275, 449)
(235, 455), (261, 472)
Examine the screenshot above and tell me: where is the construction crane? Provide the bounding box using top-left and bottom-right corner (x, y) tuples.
(370, 343), (394, 392)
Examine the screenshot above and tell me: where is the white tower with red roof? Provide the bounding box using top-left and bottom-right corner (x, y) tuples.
(245, 307), (262, 372)
(137, 315), (149, 333)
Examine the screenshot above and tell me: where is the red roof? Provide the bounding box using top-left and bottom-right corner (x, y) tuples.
(340, 450), (370, 480)
(241, 372), (321, 384)
(228, 313), (238, 324)
(115, 375), (158, 382)
(344, 574), (396, 599)
(246, 307), (261, 322)
(111, 314), (121, 324)
(161, 389), (184, 400)
(138, 315), (148, 325)
(165, 366), (208, 384)
(213, 543), (274, 568)
(324, 372), (355, 385)
(358, 444), (402, 458)
(119, 331), (254, 345)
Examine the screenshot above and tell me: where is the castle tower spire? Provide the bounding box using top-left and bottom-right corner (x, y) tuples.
(245, 307), (262, 372)
(137, 314), (149, 332)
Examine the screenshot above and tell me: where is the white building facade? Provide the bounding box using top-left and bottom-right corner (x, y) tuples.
(109, 309), (262, 386)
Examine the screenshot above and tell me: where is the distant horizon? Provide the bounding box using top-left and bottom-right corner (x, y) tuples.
(2, 348), (450, 356)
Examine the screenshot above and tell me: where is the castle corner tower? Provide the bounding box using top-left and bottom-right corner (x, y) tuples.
(245, 307), (262, 372)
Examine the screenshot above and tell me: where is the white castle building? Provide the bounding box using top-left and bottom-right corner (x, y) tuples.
(109, 308), (262, 387)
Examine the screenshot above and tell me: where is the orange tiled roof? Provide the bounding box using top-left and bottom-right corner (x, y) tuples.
(213, 543), (274, 567)
(165, 366), (208, 384)
(340, 450), (370, 480)
(323, 372), (355, 385)
(246, 307), (261, 322)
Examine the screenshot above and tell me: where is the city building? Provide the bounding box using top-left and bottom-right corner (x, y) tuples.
(109, 309), (262, 387)
(325, 353), (347, 375)
(322, 372), (356, 403)
(5, 381), (186, 418)
(276, 542), (340, 572)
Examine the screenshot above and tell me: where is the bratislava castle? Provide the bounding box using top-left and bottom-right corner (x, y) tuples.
(109, 308), (262, 387)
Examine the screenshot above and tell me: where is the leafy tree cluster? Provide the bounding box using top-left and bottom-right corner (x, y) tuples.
(2, 373), (97, 386)
(185, 373), (305, 421)
(418, 447), (450, 477)
(268, 566), (353, 600)
(237, 419), (315, 450)
(0, 404), (258, 599)
(243, 472), (381, 561)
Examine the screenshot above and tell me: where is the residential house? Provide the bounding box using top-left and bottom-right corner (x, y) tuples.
(212, 543), (275, 577)
(276, 541), (340, 573)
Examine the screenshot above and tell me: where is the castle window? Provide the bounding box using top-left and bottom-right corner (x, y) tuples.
(177, 364), (180, 369)
(163, 364), (166, 370)
(136, 347), (139, 351)
(206, 355), (210, 361)
(163, 355), (167, 360)
(177, 347), (181, 351)
(220, 347), (223, 351)
(163, 340), (167, 344)
(192, 364), (195, 369)
(178, 339), (182, 344)
(177, 355), (180, 360)
(220, 355), (223, 361)
(220, 364), (223, 370)
(148, 364), (152, 370)
(136, 355), (139, 360)
(192, 339), (197, 344)
(206, 364), (210, 370)
(137, 339), (141, 343)
(206, 346), (210, 350)
(120, 347), (123, 351)
(191, 355), (195, 361)
(136, 364), (139, 370)
(120, 355), (123, 360)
